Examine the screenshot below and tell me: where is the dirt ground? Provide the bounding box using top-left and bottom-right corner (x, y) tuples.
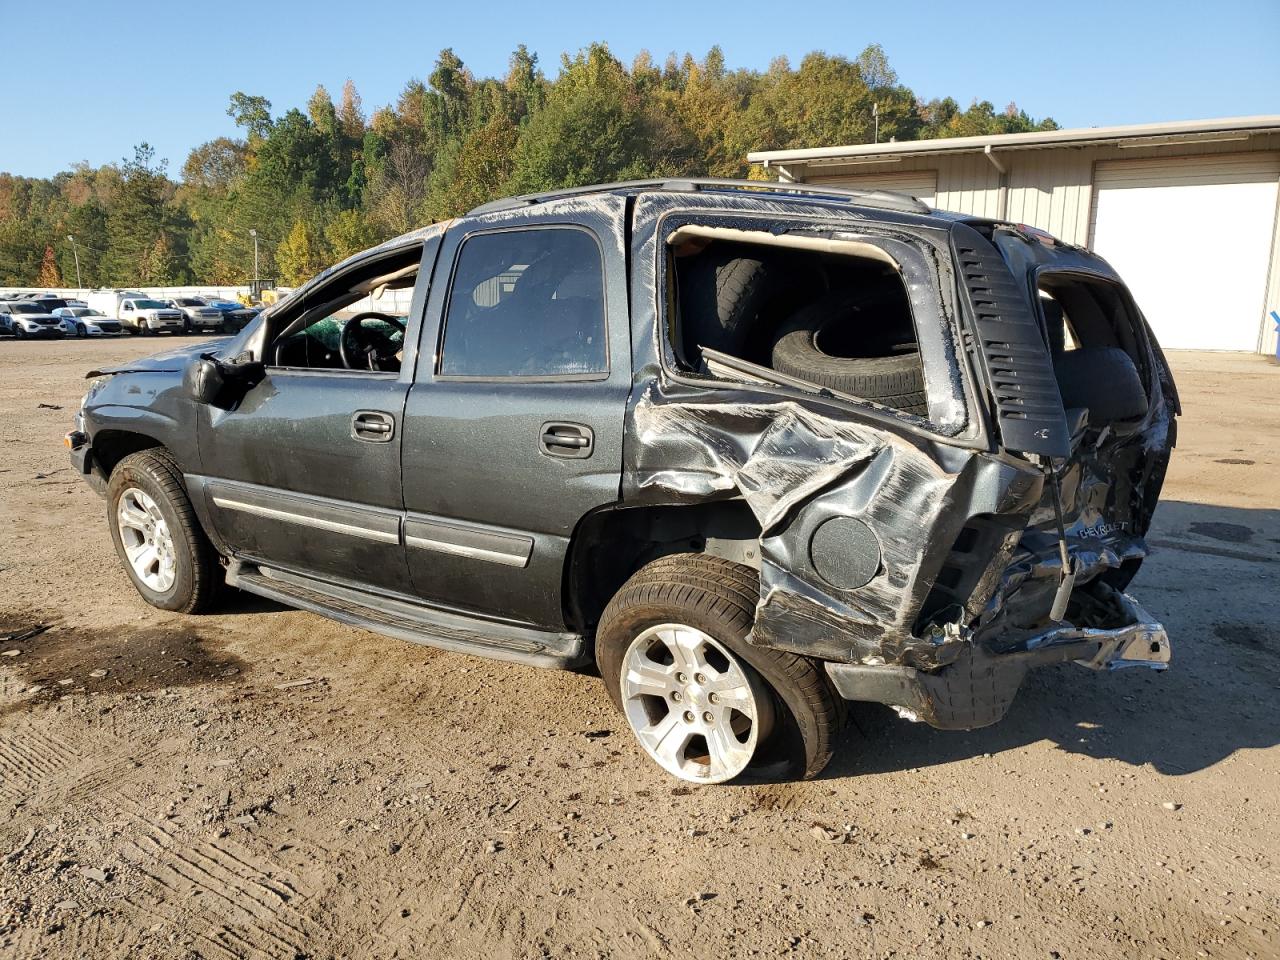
(0, 337), (1277, 960)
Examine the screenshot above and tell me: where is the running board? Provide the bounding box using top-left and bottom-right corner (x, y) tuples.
(227, 561), (586, 669)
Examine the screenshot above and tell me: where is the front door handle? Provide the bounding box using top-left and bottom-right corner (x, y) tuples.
(352, 410), (395, 442)
(540, 421), (593, 458)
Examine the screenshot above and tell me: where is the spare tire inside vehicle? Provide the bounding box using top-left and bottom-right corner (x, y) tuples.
(770, 291), (928, 416)
(1054, 346), (1149, 423)
(679, 247), (770, 360)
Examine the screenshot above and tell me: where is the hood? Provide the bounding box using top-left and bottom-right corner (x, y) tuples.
(86, 338), (228, 377)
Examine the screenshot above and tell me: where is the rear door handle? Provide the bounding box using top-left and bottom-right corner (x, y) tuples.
(540, 421), (593, 458)
(352, 410), (396, 442)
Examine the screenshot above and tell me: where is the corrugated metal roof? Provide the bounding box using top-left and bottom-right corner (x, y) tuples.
(748, 115), (1280, 166)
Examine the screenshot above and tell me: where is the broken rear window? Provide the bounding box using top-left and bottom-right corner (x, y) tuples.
(668, 228), (927, 418)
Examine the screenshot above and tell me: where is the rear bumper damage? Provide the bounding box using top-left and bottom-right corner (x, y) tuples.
(824, 587), (1169, 730)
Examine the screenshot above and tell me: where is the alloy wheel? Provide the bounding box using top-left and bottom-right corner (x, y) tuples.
(116, 487), (177, 592)
(619, 622), (773, 783)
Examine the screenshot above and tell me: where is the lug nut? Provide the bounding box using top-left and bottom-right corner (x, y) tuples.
(671, 691), (683, 702)
(702, 711), (714, 723)
(683, 710), (695, 723)
(708, 692), (720, 704)
(676, 672), (687, 683)
(695, 673), (707, 684)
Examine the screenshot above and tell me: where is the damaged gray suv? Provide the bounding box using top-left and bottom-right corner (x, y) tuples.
(67, 179), (1179, 784)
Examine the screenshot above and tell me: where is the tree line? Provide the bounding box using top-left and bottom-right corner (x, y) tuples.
(0, 43), (1056, 288)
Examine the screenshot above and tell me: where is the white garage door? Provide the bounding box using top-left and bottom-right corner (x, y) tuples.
(1090, 155), (1279, 351)
(809, 170), (937, 207)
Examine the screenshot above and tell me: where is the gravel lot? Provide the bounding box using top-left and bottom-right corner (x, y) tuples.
(1, 336), (1277, 960)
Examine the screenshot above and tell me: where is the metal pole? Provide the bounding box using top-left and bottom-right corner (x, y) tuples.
(873, 102), (879, 144)
(249, 229), (259, 283)
(66, 235), (82, 292)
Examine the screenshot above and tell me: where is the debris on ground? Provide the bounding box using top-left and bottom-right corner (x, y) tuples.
(273, 677), (317, 689)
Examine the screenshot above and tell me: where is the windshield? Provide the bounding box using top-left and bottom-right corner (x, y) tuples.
(12, 303), (44, 314)
(174, 298), (201, 306)
(135, 299), (169, 309)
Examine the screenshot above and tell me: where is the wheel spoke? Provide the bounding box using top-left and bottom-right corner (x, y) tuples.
(624, 660), (675, 699)
(706, 674), (756, 714)
(128, 544), (159, 576)
(637, 710), (691, 769)
(706, 723), (752, 780)
(118, 502), (150, 531)
(670, 627), (710, 672)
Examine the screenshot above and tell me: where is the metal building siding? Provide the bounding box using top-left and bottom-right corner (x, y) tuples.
(807, 168), (939, 205)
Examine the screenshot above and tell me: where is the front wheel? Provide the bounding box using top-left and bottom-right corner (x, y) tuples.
(76, 323), (87, 338)
(596, 554), (841, 784)
(106, 449), (221, 613)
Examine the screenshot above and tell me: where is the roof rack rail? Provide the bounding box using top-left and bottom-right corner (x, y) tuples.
(466, 177), (931, 217)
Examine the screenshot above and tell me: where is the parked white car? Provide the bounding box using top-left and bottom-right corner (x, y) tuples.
(52, 307), (125, 337)
(0, 301), (65, 338)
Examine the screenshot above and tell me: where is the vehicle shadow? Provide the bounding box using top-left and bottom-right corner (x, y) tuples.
(0, 610), (248, 720)
(823, 499), (1280, 780)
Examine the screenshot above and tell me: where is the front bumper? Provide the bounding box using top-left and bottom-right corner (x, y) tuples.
(66, 431), (107, 495)
(825, 588), (1169, 730)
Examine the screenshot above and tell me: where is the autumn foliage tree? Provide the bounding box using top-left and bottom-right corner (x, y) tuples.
(35, 244), (61, 286)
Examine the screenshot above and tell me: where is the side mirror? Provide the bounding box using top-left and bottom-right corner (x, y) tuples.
(186, 358), (225, 405)
(185, 353), (266, 408)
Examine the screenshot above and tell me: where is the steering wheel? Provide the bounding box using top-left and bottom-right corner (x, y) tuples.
(340, 312), (406, 371)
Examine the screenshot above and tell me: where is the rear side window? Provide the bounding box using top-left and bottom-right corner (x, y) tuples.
(439, 227), (608, 379)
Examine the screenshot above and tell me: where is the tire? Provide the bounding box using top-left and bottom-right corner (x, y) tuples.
(106, 449), (221, 613)
(596, 553), (841, 783)
(13, 327), (24, 340)
(680, 249), (769, 357)
(1054, 346), (1149, 422)
(770, 292), (927, 415)
(76, 323), (87, 339)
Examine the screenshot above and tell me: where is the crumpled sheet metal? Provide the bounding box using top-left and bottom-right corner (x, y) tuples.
(975, 395), (1175, 638)
(627, 380), (973, 666)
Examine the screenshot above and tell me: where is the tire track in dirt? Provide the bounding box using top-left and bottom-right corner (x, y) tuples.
(110, 795), (326, 959)
(0, 723), (80, 805)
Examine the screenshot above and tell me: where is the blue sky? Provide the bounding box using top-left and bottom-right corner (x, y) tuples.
(1, 0), (1276, 178)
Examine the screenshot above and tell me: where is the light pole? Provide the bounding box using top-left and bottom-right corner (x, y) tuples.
(872, 102), (879, 144)
(249, 229), (259, 284)
(66, 235), (82, 292)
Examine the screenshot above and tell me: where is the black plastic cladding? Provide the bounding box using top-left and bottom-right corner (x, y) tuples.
(950, 222), (1070, 458)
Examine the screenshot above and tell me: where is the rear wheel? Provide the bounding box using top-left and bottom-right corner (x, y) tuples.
(107, 449), (221, 613)
(597, 554), (841, 783)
